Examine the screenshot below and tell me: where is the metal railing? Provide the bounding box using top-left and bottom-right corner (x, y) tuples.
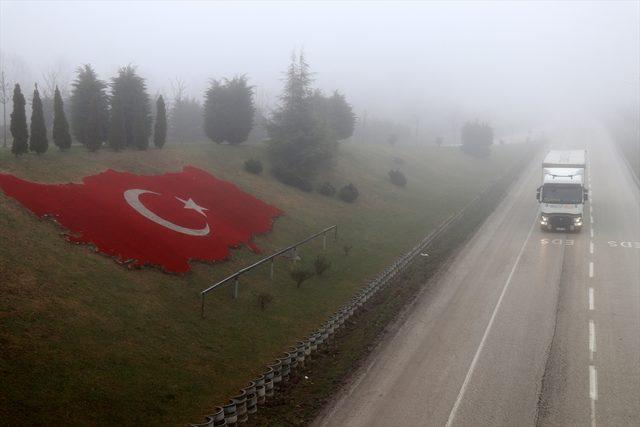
(200, 225), (338, 317)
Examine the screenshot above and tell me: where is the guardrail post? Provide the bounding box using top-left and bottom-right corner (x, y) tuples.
(292, 247), (298, 264)
(334, 226), (338, 240)
(270, 258), (275, 279)
(201, 294), (205, 318)
(233, 277), (239, 299)
(322, 232), (327, 251)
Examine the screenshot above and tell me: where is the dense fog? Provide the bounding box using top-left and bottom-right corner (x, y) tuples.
(1, 0), (639, 139)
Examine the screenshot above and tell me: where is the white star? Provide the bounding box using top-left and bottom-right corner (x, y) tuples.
(176, 197), (208, 217)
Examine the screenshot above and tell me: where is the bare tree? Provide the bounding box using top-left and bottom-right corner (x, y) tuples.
(170, 77), (187, 105)
(0, 69), (8, 147)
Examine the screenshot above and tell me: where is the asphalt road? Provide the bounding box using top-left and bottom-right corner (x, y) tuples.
(314, 126), (640, 426)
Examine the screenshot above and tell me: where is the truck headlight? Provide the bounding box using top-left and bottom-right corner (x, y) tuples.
(540, 215), (548, 224)
(573, 216), (582, 224)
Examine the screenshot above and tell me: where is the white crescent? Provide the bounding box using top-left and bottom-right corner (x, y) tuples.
(123, 189), (210, 236)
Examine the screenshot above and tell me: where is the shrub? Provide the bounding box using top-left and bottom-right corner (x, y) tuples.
(244, 158), (263, 174)
(317, 182), (336, 197)
(290, 266), (314, 288)
(272, 167), (314, 192)
(389, 169), (407, 187)
(338, 183), (359, 203)
(258, 292), (273, 310)
(314, 255), (331, 276)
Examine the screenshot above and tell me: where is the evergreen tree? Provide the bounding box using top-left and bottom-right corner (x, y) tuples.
(461, 120), (494, 157)
(52, 86), (72, 151)
(29, 85), (48, 154)
(267, 51), (335, 188)
(108, 95), (126, 150)
(10, 83), (28, 156)
(153, 95), (167, 148)
(70, 65), (109, 151)
(170, 96), (205, 143)
(326, 91), (355, 140)
(203, 75), (255, 144)
(109, 65), (151, 150)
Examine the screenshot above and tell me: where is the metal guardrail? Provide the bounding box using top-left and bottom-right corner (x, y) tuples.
(200, 225), (338, 317)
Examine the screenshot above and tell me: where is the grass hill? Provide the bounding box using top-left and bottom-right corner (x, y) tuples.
(0, 141), (524, 425)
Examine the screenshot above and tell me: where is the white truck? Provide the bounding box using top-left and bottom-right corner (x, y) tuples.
(536, 150), (588, 232)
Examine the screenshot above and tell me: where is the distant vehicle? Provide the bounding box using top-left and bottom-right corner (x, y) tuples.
(536, 150), (588, 232)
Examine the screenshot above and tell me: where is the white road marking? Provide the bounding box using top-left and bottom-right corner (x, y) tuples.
(589, 287), (595, 310)
(590, 215), (594, 224)
(589, 320), (596, 359)
(591, 399), (597, 427)
(589, 365), (598, 400)
(589, 262), (594, 278)
(445, 217), (537, 427)
(590, 229), (594, 238)
(590, 205), (593, 215)
(590, 241), (594, 254)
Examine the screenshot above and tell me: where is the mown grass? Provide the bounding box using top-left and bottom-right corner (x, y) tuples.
(0, 141), (524, 425)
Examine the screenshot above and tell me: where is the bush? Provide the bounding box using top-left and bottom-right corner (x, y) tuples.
(389, 169), (407, 187)
(244, 158), (263, 174)
(272, 167), (314, 192)
(290, 266), (314, 288)
(317, 182), (336, 197)
(258, 292), (273, 310)
(338, 183), (359, 203)
(313, 255), (331, 276)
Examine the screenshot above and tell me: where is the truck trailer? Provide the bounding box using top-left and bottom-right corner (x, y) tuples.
(536, 150), (588, 232)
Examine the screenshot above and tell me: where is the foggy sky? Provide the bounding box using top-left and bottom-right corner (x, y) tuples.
(1, 0), (638, 131)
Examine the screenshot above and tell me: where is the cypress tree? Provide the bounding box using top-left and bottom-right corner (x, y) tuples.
(153, 95), (167, 148)
(52, 86), (72, 151)
(29, 85), (49, 154)
(108, 95), (126, 150)
(69, 64), (109, 152)
(10, 84), (28, 156)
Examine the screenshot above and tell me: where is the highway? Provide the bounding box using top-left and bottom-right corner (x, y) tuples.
(314, 126), (640, 426)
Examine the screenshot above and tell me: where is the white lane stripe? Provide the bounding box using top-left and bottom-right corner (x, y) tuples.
(590, 365), (598, 400)
(590, 215), (594, 224)
(589, 262), (594, 278)
(590, 229), (594, 238)
(445, 217), (537, 427)
(589, 287), (595, 310)
(590, 241), (594, 254)
(589, 320), (596, 358)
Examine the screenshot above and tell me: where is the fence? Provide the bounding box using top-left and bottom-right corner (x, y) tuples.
(200, 225), (338, 318)
(189, 144), (538, 426)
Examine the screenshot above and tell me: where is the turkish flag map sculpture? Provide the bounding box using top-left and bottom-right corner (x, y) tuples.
(0, 166), (283, 273)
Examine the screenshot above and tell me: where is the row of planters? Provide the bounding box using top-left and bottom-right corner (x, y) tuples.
(244, 158), (360, 203)
(189, 213), (450, 426)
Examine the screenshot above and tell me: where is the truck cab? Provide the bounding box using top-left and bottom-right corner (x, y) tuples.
(536, 150), (588, 232)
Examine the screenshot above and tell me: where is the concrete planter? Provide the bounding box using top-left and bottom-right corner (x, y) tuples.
(231, 390), (248, 424)
(244, 382), (257, 414)
(223, 401), (237, 426)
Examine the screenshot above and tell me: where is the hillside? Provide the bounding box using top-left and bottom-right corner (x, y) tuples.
(0, 141), (525, 425)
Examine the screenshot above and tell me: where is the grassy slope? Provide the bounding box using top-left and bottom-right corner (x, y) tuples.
(0, 141), (522, 425)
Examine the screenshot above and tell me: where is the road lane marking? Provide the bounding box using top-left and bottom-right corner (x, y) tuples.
(589, 262), (594, 278)
(590, 215), (594, 224)
(589, 365), (598, 400)
(590, 229), (594, 238)
(589, 288), (594, 310)
(445, 217), (537, 427)
(589, 320), (596, 359)
(590, 241), (594, 254)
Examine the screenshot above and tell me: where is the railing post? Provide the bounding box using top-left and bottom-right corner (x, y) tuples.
(334, 226), (338, 241)
(322, 232), (327, 251)
(270, 258), (275, 279)
(233, 277), (239, 299)
(201, 294), (205, 318)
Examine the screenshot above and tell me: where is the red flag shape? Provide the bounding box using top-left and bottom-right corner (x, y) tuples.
(0, 166), (283, 273)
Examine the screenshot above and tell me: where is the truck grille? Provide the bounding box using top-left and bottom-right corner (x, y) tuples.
(549, 215), (571, 228)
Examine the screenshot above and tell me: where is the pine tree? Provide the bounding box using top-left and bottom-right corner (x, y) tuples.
(326, 91), (355, 140)
(70, 65), (109, 151)
(153, 95), (167, 148)
(52, 86), (72, 151)
(110, 65), (151, 150)
(10, 84), (28, 156)
(204, 76), (255, 145)
(267, 51), (335, 189)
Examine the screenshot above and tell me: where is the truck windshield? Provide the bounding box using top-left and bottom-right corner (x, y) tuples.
(542, 184), (583, 204)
